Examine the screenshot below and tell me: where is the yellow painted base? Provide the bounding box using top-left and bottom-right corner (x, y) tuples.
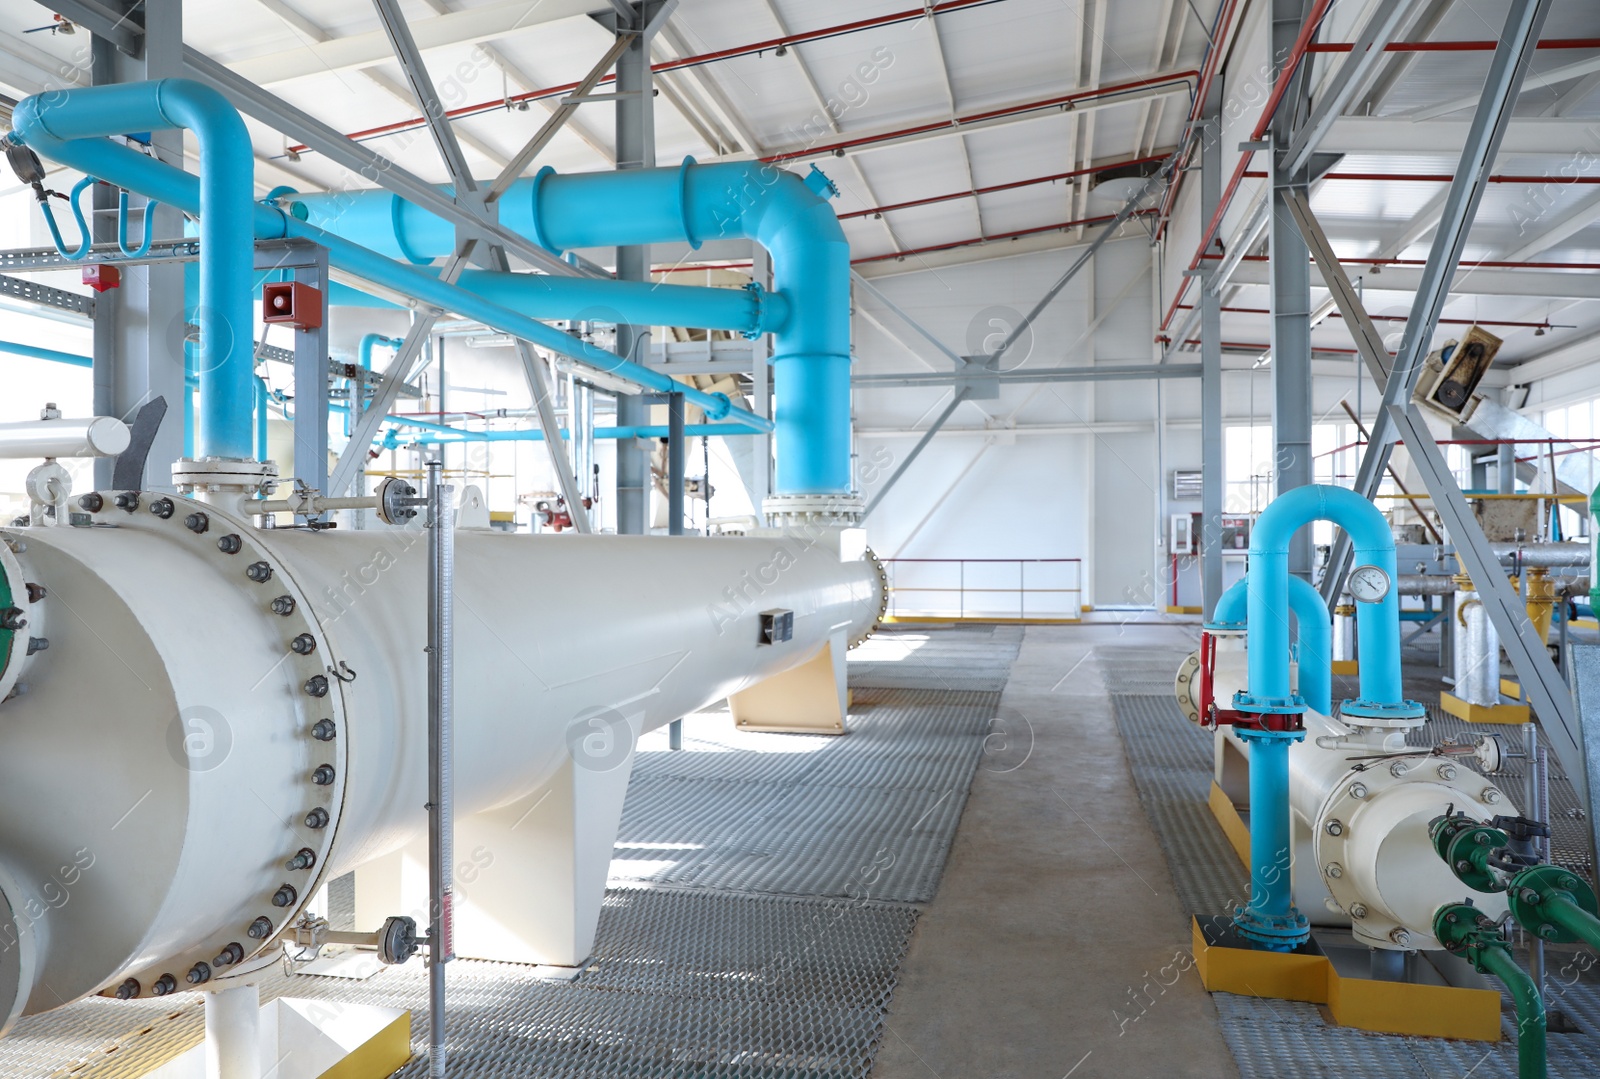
(1439, 691), (1530, 725)
(1191, 920), (1502, 1041)
(1330, 660), (1359, 676)
(320, 1010), (412, 1079)
(880, 615), (1081, 625)
(1500, 678), (1522, 701)
(1165, 605), (1202, 615)
(1208, 782), (1251, 866)
(731, 640), (849, 734)
(1203, 783), (1504, 1041)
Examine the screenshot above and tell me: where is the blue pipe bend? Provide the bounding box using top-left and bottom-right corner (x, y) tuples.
(1212, 576), (1330, 717)
(1243, 484), (1413, 716)
(11, 79), (256, 460)
(292, 158), (850, 495)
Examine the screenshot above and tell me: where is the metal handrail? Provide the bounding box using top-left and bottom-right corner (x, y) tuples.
(881, 557), (1083, 621)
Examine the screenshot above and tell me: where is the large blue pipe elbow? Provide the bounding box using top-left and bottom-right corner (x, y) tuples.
(1212, 576), (1330, 717)
(293, 159), (851, 495)
(1244, 484), (1410, 715)
(12, 79), (255, 460)
(7, 99), (770, 445)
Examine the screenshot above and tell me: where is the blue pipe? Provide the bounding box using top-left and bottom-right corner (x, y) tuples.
(7, 103), (769, 442)
(1229, 484), (1421, 952)
(39, 176), (95, 260)
(352, 334), (398, 437)
(1211, 576), (1330, 717)
(290, 158), (848, 495)
(117, 189), (156, 258)
(325, 401), (754, 444)
(11, 80), (256, 460)
(255, 376), (269, 461)
(1244, 485), (1413, 716)
(448, 270), (788, 337)
(0, 340), (92, 368)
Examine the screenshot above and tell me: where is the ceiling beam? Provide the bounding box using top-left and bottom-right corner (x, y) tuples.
(1320, 116), (1600, 155)
(227, 0), (604, 86)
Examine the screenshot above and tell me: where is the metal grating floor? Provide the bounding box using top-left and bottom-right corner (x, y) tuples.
(1106, 642), (1600, 1079)
(1, 628), (1017, 1078)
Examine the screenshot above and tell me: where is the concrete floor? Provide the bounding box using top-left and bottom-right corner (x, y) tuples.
(871, 623), (1240, 1079)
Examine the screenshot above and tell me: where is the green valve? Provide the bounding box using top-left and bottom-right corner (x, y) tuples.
(1434, 902), (1547, 1079)
(1591, 479), (1600, 611)
(1506, 864), (1600, 947)
(1430, 812), (1510, 894)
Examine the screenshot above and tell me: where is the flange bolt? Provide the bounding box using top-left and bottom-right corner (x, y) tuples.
(217, 534), (242, 555)
(185, 512), (209, 534)
(246, 561), (273, 583)
(247, 917), (274, 939)
(311, 719), (337, 741)
(286, 848), (316, 871)
(290, 633), (316, 655)
(186, 962), (211, 984)
(150, 974), (177, 996)
(1325, 819), (1344, 837)
(1, 607), (27, 631)
(1325, 863), (1344, 879)
(271, 884), (298, 908)
(148, 498), (174, 520)
(212, 942), (244, 967)
(305, 807), (329, 829)
(1348, 783), (1368, 799)
(312, 765), (336, 786)
(1349, 904), (1368, 919)
(1519, 887), (1542, 906)
(1483, 789), (1501, 804)
(1390, 761), (1409, 778)
(78, 493), (102, 513)
(304, 674), (328, 697)
(114, 978), (140, 1000)
(1437, 763), (1458, 781)
(25, 637), (46, 655)
(272, 596), (297, 617)
(113, 492), (139, 513)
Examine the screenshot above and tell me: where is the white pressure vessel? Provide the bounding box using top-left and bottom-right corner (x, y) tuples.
(0, 490), (882, 1031)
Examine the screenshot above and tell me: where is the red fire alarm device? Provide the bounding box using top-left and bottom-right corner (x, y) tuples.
(82, 264), (120, 293)
(262, 281), (324, 330)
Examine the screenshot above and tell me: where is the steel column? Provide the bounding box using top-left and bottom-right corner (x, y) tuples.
(257, 242), (331, 498)
(424, 457), (455, 1079)
(1200, 116), (1224, 619)
(1269, 0), (1316, 582)
(613, 1), (666, 534)
(91, 0), (186, 491)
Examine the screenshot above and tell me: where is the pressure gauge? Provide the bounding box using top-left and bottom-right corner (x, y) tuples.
(1348, 564), (1391, 604)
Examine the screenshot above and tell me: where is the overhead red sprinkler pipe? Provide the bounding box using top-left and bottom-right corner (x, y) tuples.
(285, 0), (1015, 156)
(1306, 37), (1600, 53)
(761, 74), (1198, 163)
(838, 154), (1170, 220)
(1242, 170), (1600, 184)
(1158, 0), (1334, 335)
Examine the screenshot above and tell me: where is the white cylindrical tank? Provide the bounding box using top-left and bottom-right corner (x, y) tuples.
(0, 491), (883, 1032)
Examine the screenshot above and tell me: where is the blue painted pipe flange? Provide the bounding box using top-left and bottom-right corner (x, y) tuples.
(1339, 698), (1427, 726)
(1232, 906), (1311, 951)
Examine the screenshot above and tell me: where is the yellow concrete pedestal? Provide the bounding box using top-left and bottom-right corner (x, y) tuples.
(1330, 660), (1359, 676)
(1202, 781), (1504, 1041)
(729, 634), (850, 734)
(1439, 690), (1529, 725)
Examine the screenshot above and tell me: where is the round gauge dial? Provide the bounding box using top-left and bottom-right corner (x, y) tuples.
(1348, 564), (1391, 604)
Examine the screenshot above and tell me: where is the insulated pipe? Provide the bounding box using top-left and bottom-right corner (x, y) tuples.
(10, 80), (254, 460)
(1245, 485), (1406, 712)
(450, 270), (789, 337)
(6, 94), (769, 438)
(0, 418), (130, 459)
(1212, 575), (1330, 716)
(290, 159), (850, 494)
(0, 341), (91, 369)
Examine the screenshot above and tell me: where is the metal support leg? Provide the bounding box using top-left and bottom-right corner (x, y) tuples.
(1199, 115), (1224, 619)
(91, 0), (187, 490)
(425, 458), (455, 1079)
(204, 982), (261, 1079)
(1269, 0), (1315, 580)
